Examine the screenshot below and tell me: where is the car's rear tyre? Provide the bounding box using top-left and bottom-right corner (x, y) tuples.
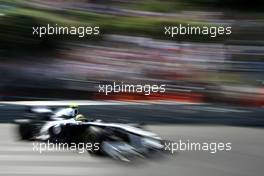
(18, 123), (33, 140)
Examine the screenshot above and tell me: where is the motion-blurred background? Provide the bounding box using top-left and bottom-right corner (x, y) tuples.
(0, 0), (264, 107)
(1, 1), (264, 176)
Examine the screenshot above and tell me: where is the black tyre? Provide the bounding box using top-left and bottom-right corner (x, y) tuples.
(18, 123), (34, 140)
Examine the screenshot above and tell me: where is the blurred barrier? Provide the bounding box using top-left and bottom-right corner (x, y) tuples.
(1, 1), (264, 108)
(96, 92), (205, 103)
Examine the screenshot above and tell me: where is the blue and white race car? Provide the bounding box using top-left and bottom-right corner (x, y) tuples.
(15, 106), (166, 161)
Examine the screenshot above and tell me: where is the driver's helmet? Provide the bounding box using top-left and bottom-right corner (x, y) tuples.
(75, 114), (87, 122)
(69, 104), (79, 109)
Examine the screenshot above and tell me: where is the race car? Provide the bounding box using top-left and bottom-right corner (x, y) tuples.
(15, 106), (166, 162)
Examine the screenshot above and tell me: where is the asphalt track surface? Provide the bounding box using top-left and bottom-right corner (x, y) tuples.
(0, 103), (264, 176)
